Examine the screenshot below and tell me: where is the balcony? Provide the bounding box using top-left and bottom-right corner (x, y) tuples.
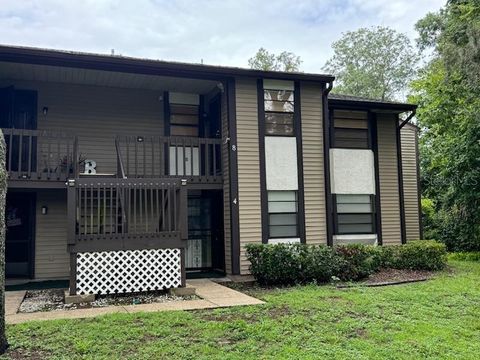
(67, 178), (187, 253)
(2, 128), (77, 182)
(115, 135), (222, 184)
(2, 128), (223, 185)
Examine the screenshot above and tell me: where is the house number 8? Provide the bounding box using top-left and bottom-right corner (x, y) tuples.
(232, 144), (237, 151)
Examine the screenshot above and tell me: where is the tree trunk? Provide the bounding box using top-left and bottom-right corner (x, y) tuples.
(0, 130), (8, 353)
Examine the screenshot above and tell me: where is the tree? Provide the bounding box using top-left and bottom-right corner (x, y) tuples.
(410, 0), (480, 251)
(0, 131), (7, 353)
(248, 48), (302, 72)
(323, 26), (418, 101)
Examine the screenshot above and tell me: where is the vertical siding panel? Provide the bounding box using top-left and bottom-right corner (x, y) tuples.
(377, 114), (402, 245)
(35, 190), (69, 279)
(236, 78), (262, 274)
(301, 83), (327, 244)
(401, 124), (421, 240)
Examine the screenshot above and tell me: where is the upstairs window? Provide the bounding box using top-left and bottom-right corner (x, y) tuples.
(263, 80), (295, 136)
(169, 93), (200, 137)
(268, 191), (298, 238)
(335, 194), (375, 234)
(332, 110), (370, 149)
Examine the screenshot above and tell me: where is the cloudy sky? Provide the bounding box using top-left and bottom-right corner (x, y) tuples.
(0, 0), (444, 73)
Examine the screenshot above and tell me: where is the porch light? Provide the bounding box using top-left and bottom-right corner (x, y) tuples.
(42, 107), (48, 116)
(41, 206), (48, 215)
(137, 136), (144, 143)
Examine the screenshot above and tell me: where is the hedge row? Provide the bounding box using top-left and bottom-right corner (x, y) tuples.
(245, 240), (447, 285)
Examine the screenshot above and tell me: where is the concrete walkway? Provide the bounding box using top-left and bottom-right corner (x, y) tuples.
(6, 280), (264, 325)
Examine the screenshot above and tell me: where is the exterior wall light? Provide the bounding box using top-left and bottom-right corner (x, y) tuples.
(41, 206), (48, 215)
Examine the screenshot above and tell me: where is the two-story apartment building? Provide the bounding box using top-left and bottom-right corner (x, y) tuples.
(0, 45), (421, 296)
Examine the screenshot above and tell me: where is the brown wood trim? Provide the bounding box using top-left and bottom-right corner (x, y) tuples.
(323, 82), (334, 246)
(180, 248), (186, 287)
(0, 45), (335, 83)
(328, 98), (417, 112)
(396, 116), (407, 244)
(227, 78), (240, 275)
(371, 113), (383, 245)
(69, 253), (77, 296)
(67, 181), (76, 245)
(69, 236), (186, 253)
(179, 185), (188, 240)
(294, 81), (306, 243)
(415, 128), (424, 239)
(257, 79), (269, 244)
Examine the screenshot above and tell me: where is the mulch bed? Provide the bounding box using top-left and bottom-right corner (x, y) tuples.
(339, 268), (436, 288)
(18, 289), (197, 313)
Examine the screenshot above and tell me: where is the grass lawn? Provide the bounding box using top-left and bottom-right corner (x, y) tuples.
(3, 260), (480, 359)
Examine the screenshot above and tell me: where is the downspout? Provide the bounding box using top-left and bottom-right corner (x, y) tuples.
(397, 107), (417, 244)
(399, 109), (416, 129)
(322, 80), (334, 246)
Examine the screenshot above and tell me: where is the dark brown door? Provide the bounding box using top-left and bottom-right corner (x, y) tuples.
(5, 192), (35, 278)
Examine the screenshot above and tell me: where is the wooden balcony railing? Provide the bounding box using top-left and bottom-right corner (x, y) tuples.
(115, 135), (222, 182)
(67, 178), (188, 253)
(2, 128), (77, 181)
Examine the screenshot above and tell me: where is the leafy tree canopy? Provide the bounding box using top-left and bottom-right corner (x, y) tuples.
(323, 26), (418, 101)
(410, 0), (480, 251)
(248, 48), (302, 72)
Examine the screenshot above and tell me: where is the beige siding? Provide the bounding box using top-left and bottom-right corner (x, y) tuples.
(2, 79), (164, 175)
(377, 114), (402, 245)
(235, 79), (261, 274)
(301, 83), (327, 244)
(35, 190), (69, 279)
(401, 124), (421, 240)
(221, 92), (232, 274)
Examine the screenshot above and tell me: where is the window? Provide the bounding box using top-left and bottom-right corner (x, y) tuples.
(332, 110), (370, 149)
(169, 103), (199, 137)
(264, 88), (295, 136)
(335, 194), (374, 234)
(268, 191), (298, 238)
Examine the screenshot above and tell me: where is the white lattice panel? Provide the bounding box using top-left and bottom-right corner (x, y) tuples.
(75, 248), (182, 295)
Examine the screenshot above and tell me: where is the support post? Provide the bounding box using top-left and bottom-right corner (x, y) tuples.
(69, 253), (77, 296)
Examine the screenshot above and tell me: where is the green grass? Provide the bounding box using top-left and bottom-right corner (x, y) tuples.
(3, 261), (480, 359)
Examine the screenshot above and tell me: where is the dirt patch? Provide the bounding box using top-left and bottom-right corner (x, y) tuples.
(4, 347), (51, 360)
(18, 289), (198, 313)
(199, 304), (292, 323)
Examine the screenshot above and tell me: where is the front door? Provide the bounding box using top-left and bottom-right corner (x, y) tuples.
(186, 190), (224, 272)
(5, 192), (35, 278)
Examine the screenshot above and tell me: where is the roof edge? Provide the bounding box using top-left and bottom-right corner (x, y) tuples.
(0, 44), (335, 83)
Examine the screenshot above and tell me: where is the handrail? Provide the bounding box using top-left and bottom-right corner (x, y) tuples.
(1, 127), (76, 181)
(115, 137), (127, 179)
(115, 134), (222, 178)
(114, 137), (128, 233)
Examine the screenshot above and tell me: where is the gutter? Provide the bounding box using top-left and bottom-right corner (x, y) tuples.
(323, 80), (334, 246)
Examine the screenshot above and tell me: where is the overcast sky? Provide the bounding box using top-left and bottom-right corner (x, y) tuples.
(0, 0), (444, 73)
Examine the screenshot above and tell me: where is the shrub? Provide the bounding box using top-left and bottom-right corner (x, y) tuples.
(388, 240), (447, 270)
(334, 244), (380, 281)
(245, 243), (378, 285)
(245, 243), (303, 285)
(302, 245), (341, 283)
(246, 240), (448, 286)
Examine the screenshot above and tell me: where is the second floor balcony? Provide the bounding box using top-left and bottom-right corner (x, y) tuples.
(2, 128), (222, 185)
